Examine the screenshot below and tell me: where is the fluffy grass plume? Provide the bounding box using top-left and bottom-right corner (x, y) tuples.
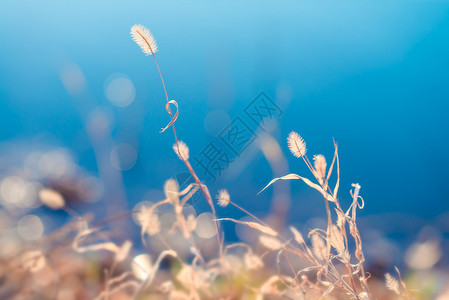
(216, 189), (230, 207)
(38, 188), (65, 210)
(385, 273), (401, 295)
(287, 131), (306, 158)
(173, 141), (189, 160)
(313, 154), (327, 180)
(130, 24), (158, 55)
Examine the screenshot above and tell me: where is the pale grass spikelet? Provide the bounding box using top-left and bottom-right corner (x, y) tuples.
(173, 141), (189, 161)
(145, 212), (161, 236)
(358, 292), (370, 300)
(244, 252), (264, 270)
(72, 227), (122, 255)
(136, 206), (161, 236)
(385, 273), (401, 295)
(311, 234), (327, 261)
(290, 226), (305, 245)
(160, 281), (174, 294)
(405, 240), (441, 270)
(176, 265), (209, 290)
(336, 209), (346, 229)
(186, 214), (197, 233)
(39, 188), (65, 210)
(330, 225), (345, 254)
(340, 249), (351, 264)
(313, 154), (327, 180)
(258, 276), (284, 298)
(164, 178), (180, 204)
(259, 235), (282, 250)
(222, 255), (243, 273)
(130, 24), (158, 55)
(115, 240), (132, 263)
(287, 131), (306, 158)
(21, 250), (46, 273)
(348, 220), (357, 238)
(216, 189), (230, 207)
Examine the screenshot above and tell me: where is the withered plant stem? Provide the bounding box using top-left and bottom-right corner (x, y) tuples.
(151, 53), (223, 260)
(230, 201), (268, 227)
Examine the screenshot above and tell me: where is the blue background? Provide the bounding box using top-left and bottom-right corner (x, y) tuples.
(1, 1), (449, 259)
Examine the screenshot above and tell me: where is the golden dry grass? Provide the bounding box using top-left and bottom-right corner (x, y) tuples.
(0, 24), (443, 300)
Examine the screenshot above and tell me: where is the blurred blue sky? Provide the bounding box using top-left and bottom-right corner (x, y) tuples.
(1, 1), (449, 240)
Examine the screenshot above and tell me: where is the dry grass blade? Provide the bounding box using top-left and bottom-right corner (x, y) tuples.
(395, 266), (407, 290)
(258, 173), (300, 194)
(95, 272), (134, 300)
(180, 185), (200, 207)
(216, 218), (278, 236)
(132, 250), (177, 299)
(325, 141), (338, 185)
(161, 100), (179, 132)
(332, 140), (340, 199)
(73, 228), (120, 255)
(259, 173), (335, 202)
(116, 240), (133, 263)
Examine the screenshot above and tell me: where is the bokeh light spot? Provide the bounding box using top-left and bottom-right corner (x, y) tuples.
(104, 73), (135, 107)
(194, 212), (216, 239)
(17, 215), (44, 241)
(110, 143), (137, 171)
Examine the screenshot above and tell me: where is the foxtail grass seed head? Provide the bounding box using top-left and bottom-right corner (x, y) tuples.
(330, 225), (345, 254)
(39, 188), (65, 210)
(130, 24), (158, 55)
(311, 234), (327, 261)
(313, 154), (327, 179)
(290, 226), (305, 245)
(186, 214), (197, 233)
(340, 250), (351, 264)
(164, 178), (180, 204)
(136, 206), (161, 236)
(259, 235), (282, 250)
(173, 141), (189, 161)
(217, 189), (230, 207)
(385, 273), (401, 295)
(287, 131), (306, 158)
